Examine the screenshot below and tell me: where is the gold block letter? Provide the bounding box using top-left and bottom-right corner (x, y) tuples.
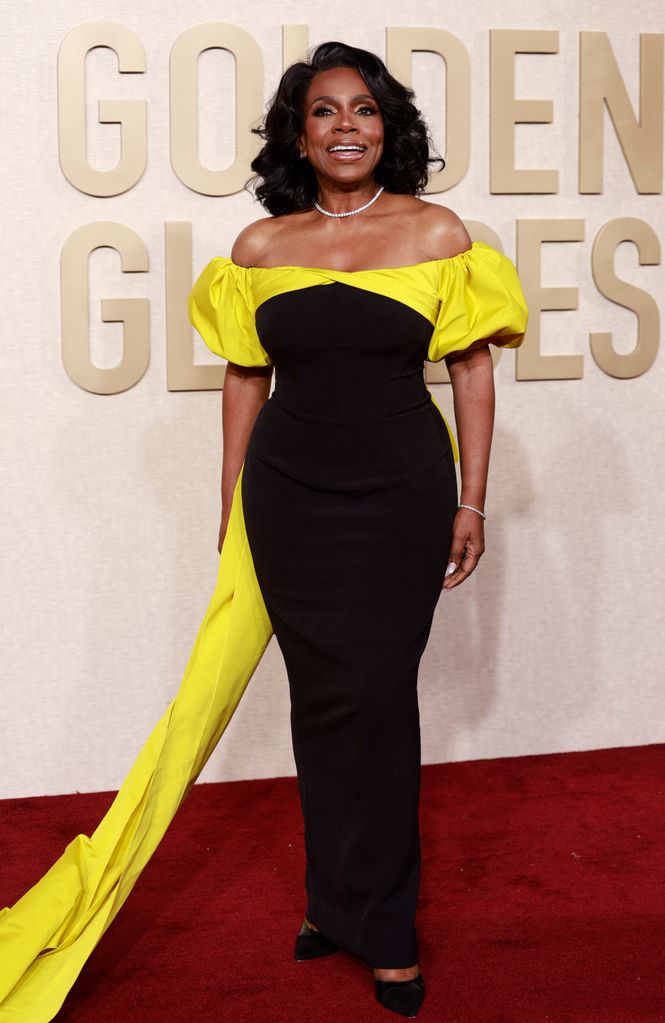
(591, 218), (660, 378)
(490, 30), (559, 194)
(579, 33), (663, 194)
(57, 22), (146, 196)
(170, 24), (263, 196)
(61, 223), (149, 394)
(386, 27), (470, 192)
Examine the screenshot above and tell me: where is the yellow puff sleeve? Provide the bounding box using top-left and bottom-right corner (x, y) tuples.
(188, 257), (272, 367)
(427, 241), (528, 362)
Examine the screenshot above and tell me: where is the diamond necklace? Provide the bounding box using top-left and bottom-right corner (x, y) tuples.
(314, 185), (384, 218)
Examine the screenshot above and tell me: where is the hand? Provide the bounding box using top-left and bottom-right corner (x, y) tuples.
(442, 507), (485, 590)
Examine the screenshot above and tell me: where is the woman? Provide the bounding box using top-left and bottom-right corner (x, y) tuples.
(188, 41), (527, 1018)
(0, 41), (526, 1023)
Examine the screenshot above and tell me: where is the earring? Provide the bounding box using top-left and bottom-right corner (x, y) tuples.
(299, 151), (306, 159)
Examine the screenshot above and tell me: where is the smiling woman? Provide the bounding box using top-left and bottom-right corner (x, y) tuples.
(186, 40), (527, 1019)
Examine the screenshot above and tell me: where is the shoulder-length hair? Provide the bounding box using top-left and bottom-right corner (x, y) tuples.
(248, 41), (444, 216)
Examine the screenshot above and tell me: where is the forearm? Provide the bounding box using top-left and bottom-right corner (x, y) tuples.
(446, 345), (495, 509)
(220, 361), (273, 515)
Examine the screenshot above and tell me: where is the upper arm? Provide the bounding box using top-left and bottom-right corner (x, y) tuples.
(445, 342), (494, 371)
(418, 201), (472, 261)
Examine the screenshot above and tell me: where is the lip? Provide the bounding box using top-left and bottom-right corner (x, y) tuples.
(326, 144), (367, 162)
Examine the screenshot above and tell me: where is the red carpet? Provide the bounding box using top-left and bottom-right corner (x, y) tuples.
(2, 744), (664, 1022)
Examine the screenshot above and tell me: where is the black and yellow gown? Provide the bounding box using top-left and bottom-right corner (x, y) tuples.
(0, 242), (527, 1019)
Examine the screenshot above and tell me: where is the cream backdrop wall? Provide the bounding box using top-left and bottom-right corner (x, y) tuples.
(1, 0), (663, 799)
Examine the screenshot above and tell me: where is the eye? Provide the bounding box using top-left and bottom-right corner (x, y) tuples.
(357, 104), (378, 115)
(312, 105), (334, 117)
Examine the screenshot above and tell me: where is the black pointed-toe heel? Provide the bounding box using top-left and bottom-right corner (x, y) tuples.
(374, 973), (425, 1018)
(294, 919), (339, 961)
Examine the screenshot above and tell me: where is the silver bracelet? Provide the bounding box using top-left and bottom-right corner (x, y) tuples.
(458, 503), (486, 520)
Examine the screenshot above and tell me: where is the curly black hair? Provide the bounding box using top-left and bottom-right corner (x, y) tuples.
(248, 41), (444, 216)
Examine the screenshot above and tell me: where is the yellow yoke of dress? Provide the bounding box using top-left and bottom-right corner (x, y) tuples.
(190, 242), (527, 369)
(188, 241), (528, 460)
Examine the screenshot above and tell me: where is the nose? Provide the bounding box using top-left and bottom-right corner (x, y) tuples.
(334, 118), (358, 132)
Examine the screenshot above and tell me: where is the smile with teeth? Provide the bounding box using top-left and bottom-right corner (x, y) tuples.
(328, 144), (366, 152)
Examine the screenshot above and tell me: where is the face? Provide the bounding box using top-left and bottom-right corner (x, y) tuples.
(298, 66), (384, 186)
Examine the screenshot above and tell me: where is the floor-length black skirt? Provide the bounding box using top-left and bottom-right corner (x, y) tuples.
(241, 391), (458, 968)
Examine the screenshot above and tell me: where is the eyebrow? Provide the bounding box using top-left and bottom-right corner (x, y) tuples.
(308, 93), (377, 105)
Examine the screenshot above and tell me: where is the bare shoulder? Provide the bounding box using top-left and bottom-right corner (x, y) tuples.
(411, 199), (472, 260)
(230, 216), (278, 268)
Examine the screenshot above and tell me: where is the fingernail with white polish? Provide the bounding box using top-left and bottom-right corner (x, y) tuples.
(445, 562), (457, 577)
